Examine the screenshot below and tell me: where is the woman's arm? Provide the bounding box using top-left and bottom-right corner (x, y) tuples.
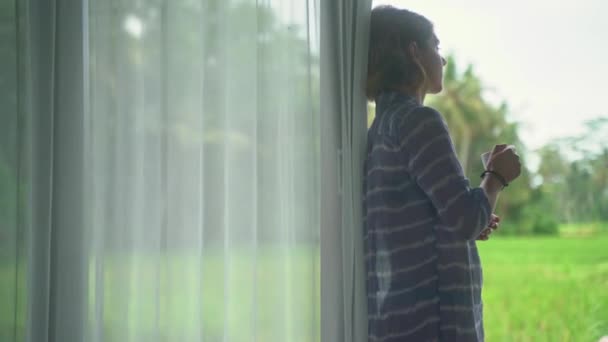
(398, 106), (494, 240)
(480, 174), (503, 211)
(481, 143), (522, 211)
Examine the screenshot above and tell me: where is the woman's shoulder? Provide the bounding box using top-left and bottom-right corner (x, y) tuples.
(395, 105), (446, 135)
(403, 105), (443, 123)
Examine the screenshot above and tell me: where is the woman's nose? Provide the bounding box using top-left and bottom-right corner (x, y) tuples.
(441, 56), (447, 66)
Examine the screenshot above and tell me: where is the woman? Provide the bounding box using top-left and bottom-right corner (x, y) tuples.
(363, 6), (521, 341)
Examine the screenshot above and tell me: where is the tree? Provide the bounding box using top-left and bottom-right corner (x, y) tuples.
(536, 118), (608, 224)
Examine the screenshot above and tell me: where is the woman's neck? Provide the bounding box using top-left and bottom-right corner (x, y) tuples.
(397, 86), (425, 105)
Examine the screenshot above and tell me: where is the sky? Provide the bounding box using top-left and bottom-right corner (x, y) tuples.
(373, 0), (608, 159)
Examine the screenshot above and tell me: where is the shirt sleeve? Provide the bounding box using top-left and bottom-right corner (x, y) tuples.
(398, 106), (491, 240)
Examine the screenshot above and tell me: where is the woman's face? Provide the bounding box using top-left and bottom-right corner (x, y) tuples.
(419, 33), (447, 94)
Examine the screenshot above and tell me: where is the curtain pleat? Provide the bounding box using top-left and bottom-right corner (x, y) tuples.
(320, 1), (371, 341)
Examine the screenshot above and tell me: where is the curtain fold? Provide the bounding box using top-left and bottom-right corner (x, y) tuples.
(320, 1), (371, 341)
(27, 0), (91, 341)
(11, 0), (322, 341)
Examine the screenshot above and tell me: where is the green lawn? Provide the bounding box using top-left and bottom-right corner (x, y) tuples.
(479, 235), (608, 342)
(1, 236), (607, 341)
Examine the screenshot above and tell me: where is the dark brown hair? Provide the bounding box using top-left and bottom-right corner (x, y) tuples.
(366, 6), (435, 101)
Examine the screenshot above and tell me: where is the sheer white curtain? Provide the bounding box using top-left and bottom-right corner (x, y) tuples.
(320, 1), (371, 342)
(19, 0), (321, 341)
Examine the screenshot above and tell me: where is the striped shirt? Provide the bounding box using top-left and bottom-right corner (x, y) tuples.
(363, 91), (492, 341)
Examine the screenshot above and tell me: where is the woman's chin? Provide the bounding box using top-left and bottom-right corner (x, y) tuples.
(427, 85), (443, 95)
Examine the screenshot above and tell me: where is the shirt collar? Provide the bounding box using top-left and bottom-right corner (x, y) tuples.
(376, 90), (420, 112)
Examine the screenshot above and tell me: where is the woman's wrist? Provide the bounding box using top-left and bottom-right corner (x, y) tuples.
(480, 171), (504, 194)
(481, 170), (508, 189)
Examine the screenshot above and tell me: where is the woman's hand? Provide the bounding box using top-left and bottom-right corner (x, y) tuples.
(477, 214), (500, 241)
(487, 144), (522, 184)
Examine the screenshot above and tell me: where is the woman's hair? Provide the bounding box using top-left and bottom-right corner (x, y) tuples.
(366, 6), (435, 101)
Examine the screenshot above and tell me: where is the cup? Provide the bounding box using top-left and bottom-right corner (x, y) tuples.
(481, 151), (491, 169)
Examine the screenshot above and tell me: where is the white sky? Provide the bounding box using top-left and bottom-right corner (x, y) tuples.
(373, 0), (608, 154)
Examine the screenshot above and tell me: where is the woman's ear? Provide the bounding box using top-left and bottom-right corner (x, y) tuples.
(408, 41), (420, 62)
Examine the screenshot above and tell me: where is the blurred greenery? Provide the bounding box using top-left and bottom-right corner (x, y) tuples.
(1, 0), (321, 340)
(1, 232), (606, 341)
(479, 232), (608, 342)
(0, 0), (26, 340)
(87, 0), (320, 247)
(0, 248), (320, 341)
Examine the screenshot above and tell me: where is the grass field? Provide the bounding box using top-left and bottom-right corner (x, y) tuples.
(479, 235), (608, 342)
(1, 234), (607, 341)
